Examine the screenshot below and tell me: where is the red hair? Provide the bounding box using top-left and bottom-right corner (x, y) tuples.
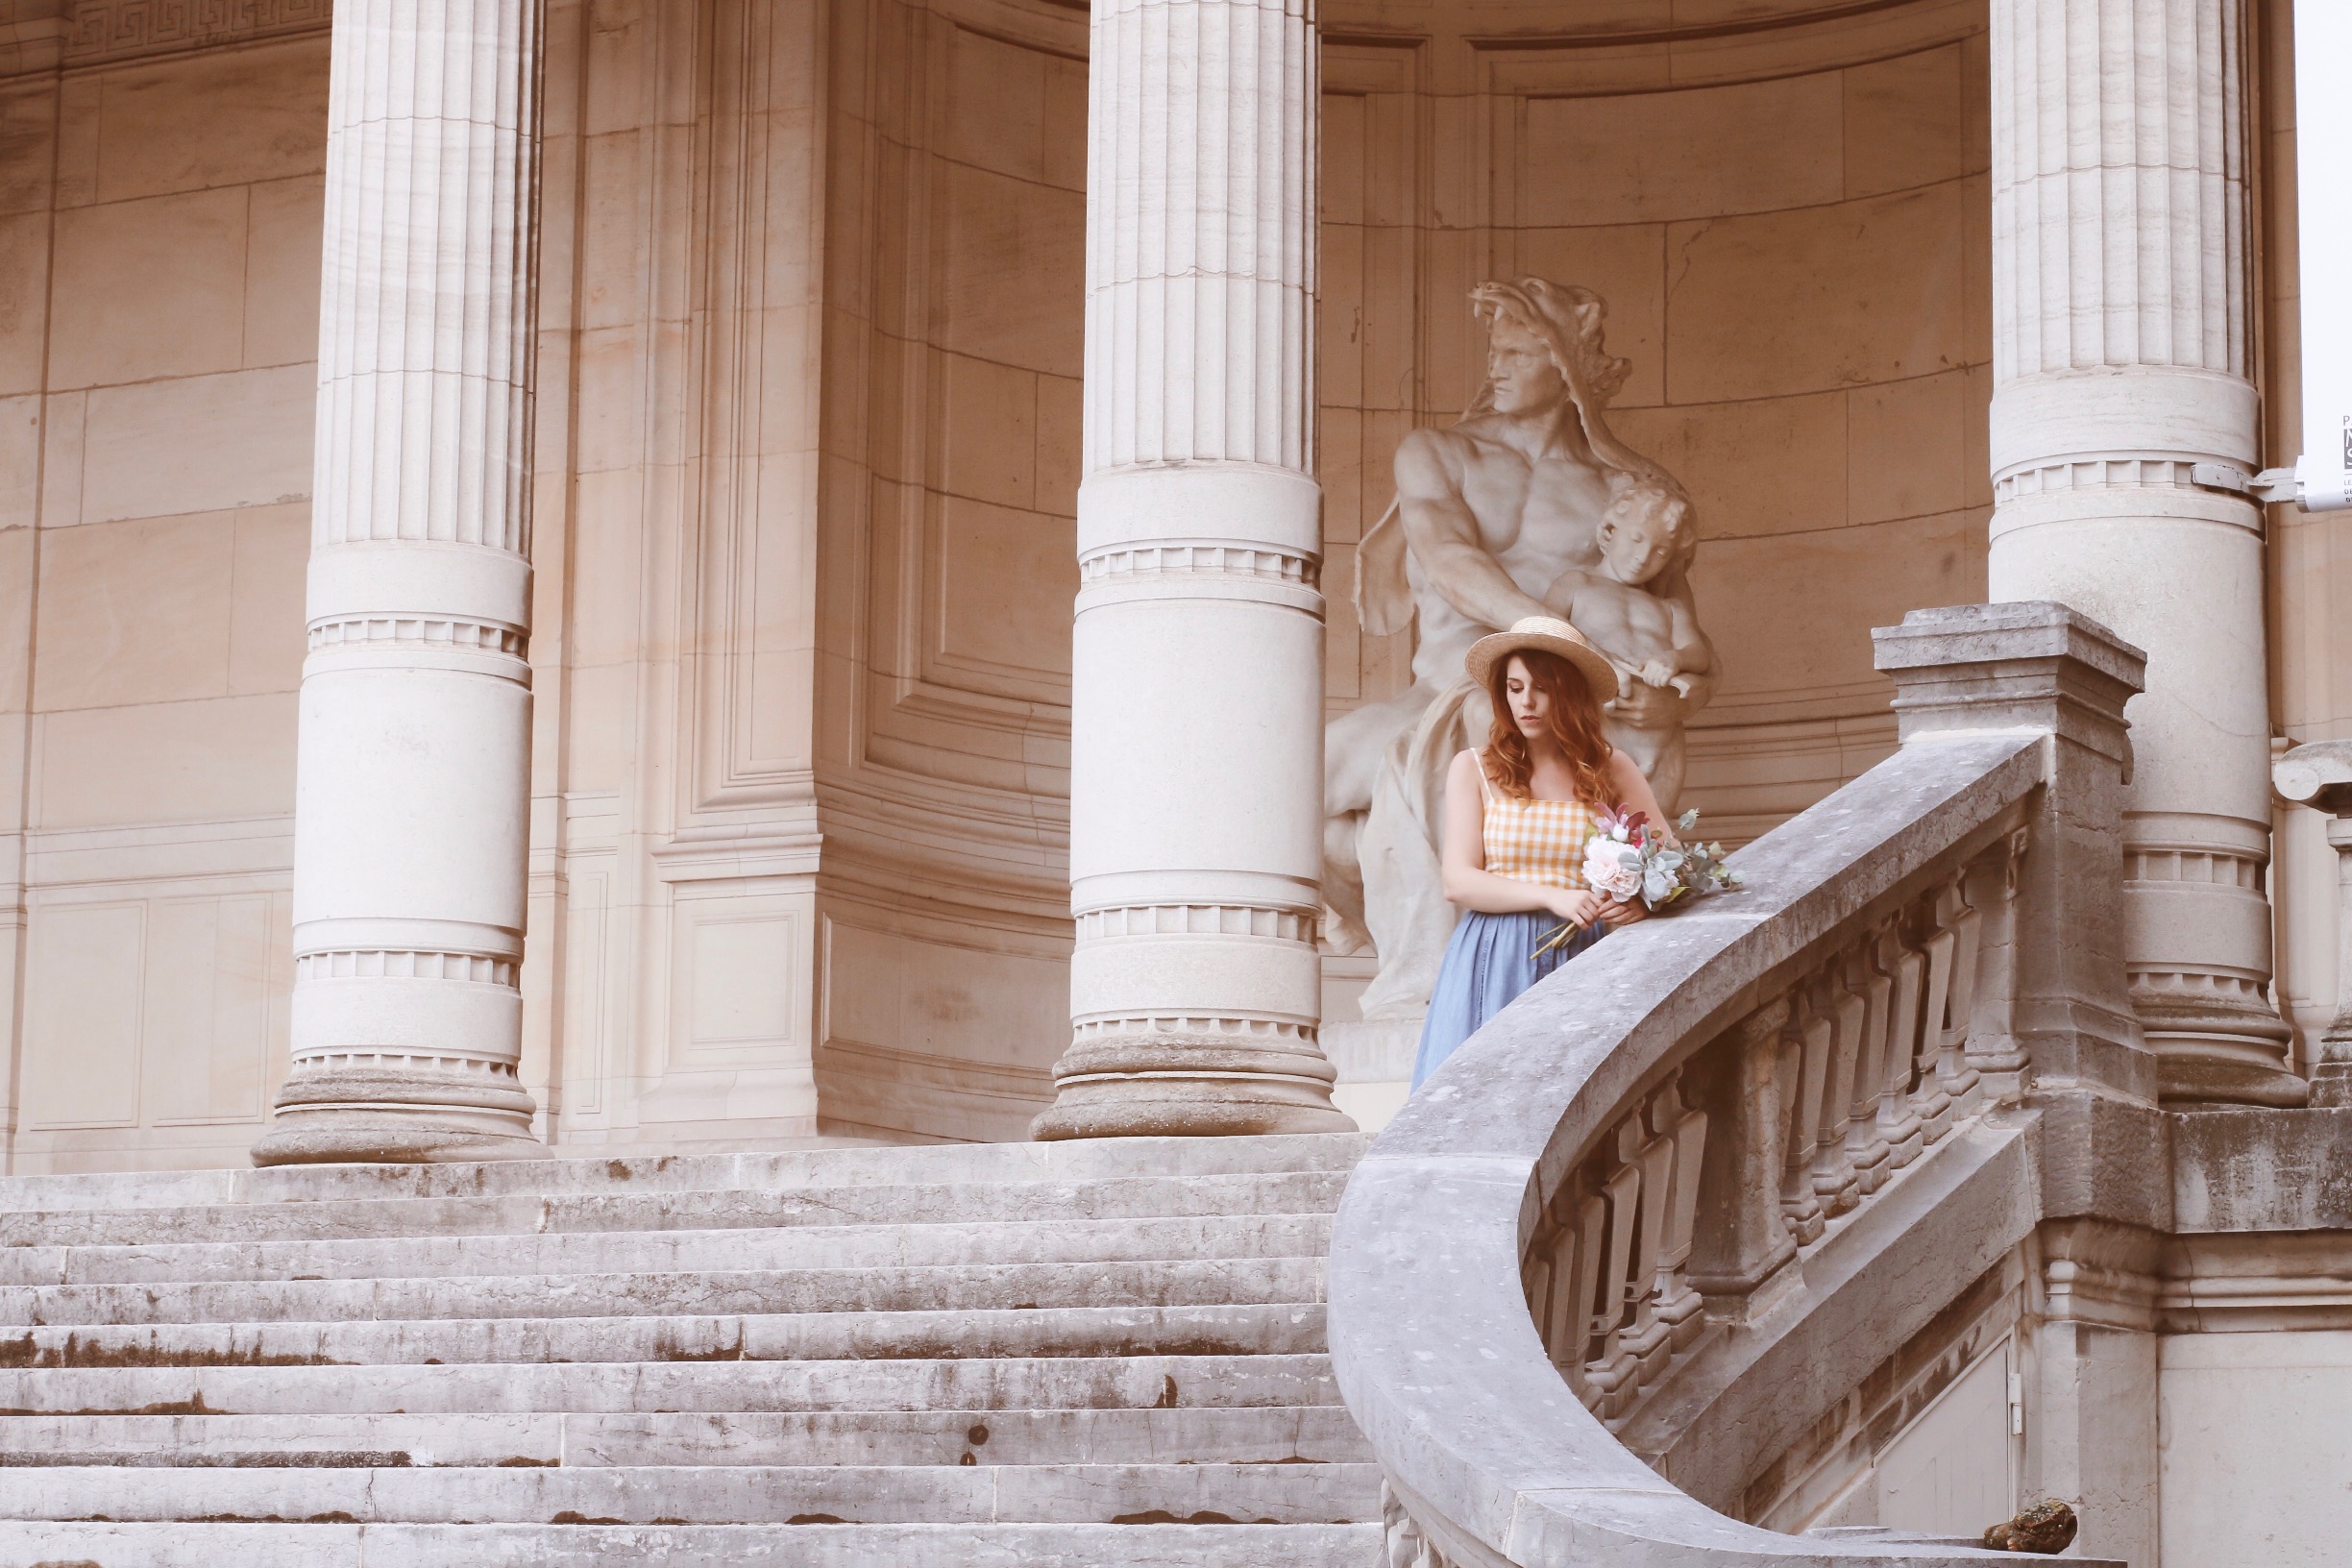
(1482, 649), (1614, 807)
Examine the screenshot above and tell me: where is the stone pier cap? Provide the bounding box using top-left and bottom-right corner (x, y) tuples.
(1871, 600), (2146, 757)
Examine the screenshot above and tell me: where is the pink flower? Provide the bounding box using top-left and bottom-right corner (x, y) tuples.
(1582, 838), (1644, 899)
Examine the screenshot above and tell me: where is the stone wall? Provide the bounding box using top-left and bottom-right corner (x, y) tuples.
(808, 0), (1088, 1143)
(0, 29), (325, 1170)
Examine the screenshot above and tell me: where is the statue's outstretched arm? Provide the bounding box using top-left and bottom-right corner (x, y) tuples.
(1393, 431), (1552, 630)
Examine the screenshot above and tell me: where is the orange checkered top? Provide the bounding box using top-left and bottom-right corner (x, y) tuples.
(1477, 753), (1600, 891)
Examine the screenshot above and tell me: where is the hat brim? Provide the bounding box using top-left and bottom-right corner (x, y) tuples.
(1464, 627), (1620, 699)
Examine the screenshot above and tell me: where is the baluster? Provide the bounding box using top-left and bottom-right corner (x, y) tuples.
(1909, 886), (1959, 1142)
(1582, 1118), (1647, 1413)
(1934, 877), (1983, 1115)
(1542, 1178), (1607, 1409)
(1649, 1074), (1709, 1352)
(1876, 921), (1929, 1169)
(1616, 1108), (1679, 1386)
(1808, 972), (1864, 1217)
(1686, 1001), (1801, 1313)
(1383, 1481), (1444, 1568)
(1776, 997), (1827, 1246)
(1844, 932), (1896, 1194)
(1524, 1244), (1554, 1360)
(1963, 828), (2032, 1093)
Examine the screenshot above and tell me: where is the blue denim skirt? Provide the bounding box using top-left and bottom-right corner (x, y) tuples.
(1409, 911), (1607, 1091)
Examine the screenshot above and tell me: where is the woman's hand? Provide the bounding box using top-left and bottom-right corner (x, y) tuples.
(1547, 887), (1605, 929)
(1595, 894), (1651, 930)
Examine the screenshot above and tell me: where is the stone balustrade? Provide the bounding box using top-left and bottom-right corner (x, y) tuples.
(1328, 602), (2149, 1568)
(1522, 828), (2032, 1431)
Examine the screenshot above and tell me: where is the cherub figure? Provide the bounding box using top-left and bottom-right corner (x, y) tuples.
(1542, 473), (1709, 699)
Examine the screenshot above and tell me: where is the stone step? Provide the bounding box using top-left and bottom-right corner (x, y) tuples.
(0, 1406), (1375, 1468)
(4, 1255), (1327, 1326)
(0, 1170), (1351, 1249)
(0, 1520), (1387, 1567)
(0, 1302), (1326, 1368)
(0, 1134), (1372, 1214)
(0, 1212), (1334, 1288)
(0, 1138), (1381, 1556)
(0, 1353), (1339, 1415)
(0, 1460), (1384, 1526)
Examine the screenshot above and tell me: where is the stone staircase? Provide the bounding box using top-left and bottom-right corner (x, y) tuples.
(0, 1134), (1383, 1565)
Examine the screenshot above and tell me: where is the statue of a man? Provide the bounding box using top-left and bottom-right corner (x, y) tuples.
(1326, 279), (1716, 1019)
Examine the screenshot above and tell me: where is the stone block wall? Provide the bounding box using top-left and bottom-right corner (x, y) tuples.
(0, 23), (328, 1170)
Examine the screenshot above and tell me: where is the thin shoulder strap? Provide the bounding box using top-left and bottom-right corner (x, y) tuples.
(1472, 749), (1498, 805)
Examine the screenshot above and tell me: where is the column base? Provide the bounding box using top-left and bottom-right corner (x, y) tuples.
(2312, 1059), (2352, 1109)
(1032, 1034), (1359, 1140)
(252, 1065), (543, 1166)
(2141, 1007), (2310, 1108)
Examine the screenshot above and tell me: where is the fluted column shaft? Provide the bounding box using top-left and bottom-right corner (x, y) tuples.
(254, 0), (546, 1164)
(1035, 0), (1350, 1138)
(1987, 0), (2303, 1105)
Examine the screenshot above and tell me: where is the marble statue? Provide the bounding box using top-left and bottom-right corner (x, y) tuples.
(1325, 279), (1716, 1019)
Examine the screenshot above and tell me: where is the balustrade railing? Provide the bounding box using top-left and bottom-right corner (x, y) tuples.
(1520, 826), (2031, 1427)
(1329, 604), (2145, 1568)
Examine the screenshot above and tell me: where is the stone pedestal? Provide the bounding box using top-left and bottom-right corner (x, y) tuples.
(2272, 741), (2352, 1106)
(1873, 602), (2152, 1102)
(2027, 1219), (2163, 1568)
(1986, 0), (2303, 1107)
(253, 0), (545, 1164)
(1034, 0), (1350, 1139)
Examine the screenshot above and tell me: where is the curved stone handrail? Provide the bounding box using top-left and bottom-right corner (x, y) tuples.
(1327, 603), (2144, 1568)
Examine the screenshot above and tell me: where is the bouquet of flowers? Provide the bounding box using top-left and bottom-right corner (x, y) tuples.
(1582, 806), (1739, 911)
(1536, 808), (1740, 959)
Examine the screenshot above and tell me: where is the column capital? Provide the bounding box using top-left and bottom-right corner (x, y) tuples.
(2273, 740), (2352, 817)
(2273, 740), (2352, 1106)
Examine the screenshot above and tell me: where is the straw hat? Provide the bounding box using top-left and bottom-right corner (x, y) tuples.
(1463, 615), (1619, 698)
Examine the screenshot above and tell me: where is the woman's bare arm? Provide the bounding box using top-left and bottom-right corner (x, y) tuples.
(1589, 748), (1676, 929)
(1608, 747), (1673, 840)
(1438, 749), (1601, 924)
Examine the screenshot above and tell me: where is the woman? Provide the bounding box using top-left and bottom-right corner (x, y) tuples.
(1409, 616), (1672, 1090)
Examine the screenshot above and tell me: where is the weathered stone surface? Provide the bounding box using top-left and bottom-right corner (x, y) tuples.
(0, 1212), (1335, 1286)
(0, 1460), (1383, 1525)
(0, 1521), (1387, 1566)
(0, 1407), (1374, 1469)
(0, 1134), (1380, 1558)
(2170, 1106), (2352, 1233)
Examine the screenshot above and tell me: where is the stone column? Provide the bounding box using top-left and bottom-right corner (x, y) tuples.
(2272, 741), (2352, 1104)
(1987, 0), (2305, 1105)
(253, 0), (545, 1164)
(1033, 0), (1351, 1139)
